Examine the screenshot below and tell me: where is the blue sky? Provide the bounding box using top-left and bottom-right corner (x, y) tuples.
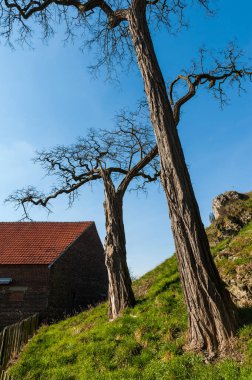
(0, 0), (252, 276)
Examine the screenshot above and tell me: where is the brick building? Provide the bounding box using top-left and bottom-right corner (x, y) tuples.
(0, 222), (108, 329)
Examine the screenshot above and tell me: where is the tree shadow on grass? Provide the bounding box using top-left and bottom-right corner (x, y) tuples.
(238, 306), (252, 327)
(135, 277), (181, 305)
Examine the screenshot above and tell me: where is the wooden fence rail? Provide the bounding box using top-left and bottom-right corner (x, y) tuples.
(0, 314), (39, 380)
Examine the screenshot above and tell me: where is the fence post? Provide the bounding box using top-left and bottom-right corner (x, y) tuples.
(0, 314), (39, 380)
(0, 328), (7, 367)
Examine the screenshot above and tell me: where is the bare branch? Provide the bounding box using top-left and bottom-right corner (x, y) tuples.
(169, 45), (252, 124)
(170, 74), (195, 126)
(3, 0), (128, 26)
(6, 106), (160, 219)
(0, 0), (215, 72)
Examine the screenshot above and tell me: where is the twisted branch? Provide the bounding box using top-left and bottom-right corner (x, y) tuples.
(169, 47), (252, 125)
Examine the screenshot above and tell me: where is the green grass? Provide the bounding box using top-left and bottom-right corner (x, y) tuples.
(10, 251), (252, 379)
(9, 193), (252, 379)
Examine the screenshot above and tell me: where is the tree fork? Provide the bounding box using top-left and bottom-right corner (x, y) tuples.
(128, 0), (238, 354)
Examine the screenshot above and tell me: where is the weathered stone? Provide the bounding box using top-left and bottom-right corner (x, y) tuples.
(209, 190), (252, 307)
(216, 216), (242, 238)
(211, 191), (252, 239)
(240, 210), (252, 225)
(224, 263), (252, 308)
(212, 191), (248, 219)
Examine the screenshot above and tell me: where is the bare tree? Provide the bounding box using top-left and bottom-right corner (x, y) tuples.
(7, 111), (159, 320)
(2, 0), (252, 354)
(166, 47), (252, 354)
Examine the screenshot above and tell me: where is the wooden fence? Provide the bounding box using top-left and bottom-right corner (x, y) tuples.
(0, 314), (39, 380)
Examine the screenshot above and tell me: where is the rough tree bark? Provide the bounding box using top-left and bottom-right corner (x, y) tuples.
(128, 0), (238, 354)
(102, 171), (135, 320)
(100, 145), (158, 319)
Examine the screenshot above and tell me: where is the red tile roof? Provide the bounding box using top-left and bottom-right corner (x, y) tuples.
(0, 222), (93, 265)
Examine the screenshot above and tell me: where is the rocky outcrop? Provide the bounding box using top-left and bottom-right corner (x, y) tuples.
(211, 191), (252, 239)
(209, 190), (252, 308)
(227, 263), (252, 308)
(212, 191), (249, 219)
(216, 258), (252, 308)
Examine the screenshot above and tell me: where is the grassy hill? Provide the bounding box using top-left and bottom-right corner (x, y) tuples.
(9, 193), (252, 380)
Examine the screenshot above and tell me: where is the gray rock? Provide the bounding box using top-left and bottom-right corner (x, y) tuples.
(224, 263), (252, 308)
(212, 191), (248, 219)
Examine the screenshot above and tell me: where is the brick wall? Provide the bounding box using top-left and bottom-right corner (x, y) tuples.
(48, 223), (108, 319)
(0, 265), (49, 329)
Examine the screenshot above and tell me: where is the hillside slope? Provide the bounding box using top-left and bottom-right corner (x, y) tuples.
(9, 193), (252, 380)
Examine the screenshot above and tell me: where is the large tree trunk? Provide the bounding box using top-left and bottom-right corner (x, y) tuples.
(128, 0), (238, 355)
(102, 173), (135, 320)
